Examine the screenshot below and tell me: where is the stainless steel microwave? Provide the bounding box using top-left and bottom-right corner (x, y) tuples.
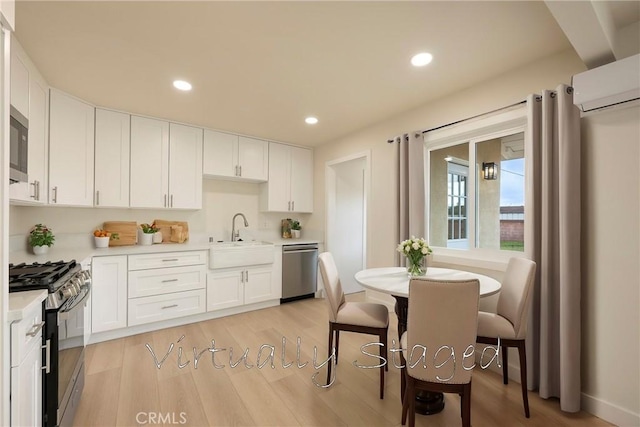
(10, 105), (28, 183)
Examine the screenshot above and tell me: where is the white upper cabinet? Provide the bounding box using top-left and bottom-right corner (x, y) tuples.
(95, 109), (130, 207)
(130, 117), (202, 209)
(130, 116), (169, 208)
(260, 142), (313, 213)
(0, 0), (15, 31)
(9, 37), (48, 204)
(203, 130), (268, 182)
(169, 123), (203, 209)
(10, 44), (28, 118)
(48, 90), (95, 206)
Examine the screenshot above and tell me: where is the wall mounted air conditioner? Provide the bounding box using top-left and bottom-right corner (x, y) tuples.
(572, 53), (640, 112)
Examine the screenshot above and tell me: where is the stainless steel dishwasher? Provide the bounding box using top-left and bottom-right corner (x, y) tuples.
(281, 243), (318, 303)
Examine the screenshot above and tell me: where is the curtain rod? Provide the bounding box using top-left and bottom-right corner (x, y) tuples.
(420, 99), (527, 135)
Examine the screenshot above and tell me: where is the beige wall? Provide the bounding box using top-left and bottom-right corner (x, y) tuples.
(312, 48), (639, 424)
(581, 105), (640, 421)
(476, 138), (501, 249)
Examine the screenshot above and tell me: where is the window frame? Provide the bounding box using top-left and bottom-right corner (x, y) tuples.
(423, 104), (529, 266)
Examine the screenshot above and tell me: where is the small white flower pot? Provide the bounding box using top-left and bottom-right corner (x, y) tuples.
(32, 245), (49, 255)
(291, 229), (301, 239)
(138, 231), (153, 246)
(94, 236), (110, 248)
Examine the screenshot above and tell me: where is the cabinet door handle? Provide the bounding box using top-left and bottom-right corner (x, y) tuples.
(164, 194), (167, 208)
(36, 181), (40, 201)
(162, 258), (179, 262)
(245, 271), (249, 282)
(170, 194), (174, 207)
(292, 201), (295, 211)
(288, 201), (291, 211)
(52, 186), (58, 203)
(161, 304), (178, 310)
(235, 165), (239, 176)
(96, 190), (100, 206)
(162, 279), (178, 283)
(240, 271), (245, 283)
(30, 181), (37, 199)
(42, 339), (51, 373)
(26, 321), (45, 337)
(239, 165), (242, 176)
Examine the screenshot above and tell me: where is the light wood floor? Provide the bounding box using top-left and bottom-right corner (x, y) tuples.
(75, 294), (611, 427)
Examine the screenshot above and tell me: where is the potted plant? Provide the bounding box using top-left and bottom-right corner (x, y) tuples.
(291, 220), (302, 239)
(93, 229), (119, 248)
(138, 223), (158, 246)
(29, 224), (55, 255)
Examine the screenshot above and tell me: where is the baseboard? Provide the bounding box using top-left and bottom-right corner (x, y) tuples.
(581, 392), (640, 427)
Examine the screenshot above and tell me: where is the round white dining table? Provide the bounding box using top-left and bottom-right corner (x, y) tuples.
(354, 266), (501, 415)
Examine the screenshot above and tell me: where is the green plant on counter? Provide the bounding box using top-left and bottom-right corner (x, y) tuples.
(291, 220), (301, 231)
(29, 224), (55, 247)
(140, 223), (159, 234)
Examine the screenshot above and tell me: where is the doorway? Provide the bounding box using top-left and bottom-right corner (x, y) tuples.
(326, 152), (369, 294)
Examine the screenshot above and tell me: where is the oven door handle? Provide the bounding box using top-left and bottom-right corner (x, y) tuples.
(59, 287), (90, 321)
(42, 339), (51, 374)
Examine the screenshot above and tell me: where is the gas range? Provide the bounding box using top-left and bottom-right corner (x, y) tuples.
(8, 260), (91, 310)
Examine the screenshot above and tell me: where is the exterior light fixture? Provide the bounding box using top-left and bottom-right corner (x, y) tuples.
(482, 162), (497, 180)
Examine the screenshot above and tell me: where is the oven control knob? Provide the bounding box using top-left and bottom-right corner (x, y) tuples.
(61, 287), (74, 299)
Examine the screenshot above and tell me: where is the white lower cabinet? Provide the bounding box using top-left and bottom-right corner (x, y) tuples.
(207, 265), (275, 311)
(91, 256), (128, 333)
(128, 289), (206, 326)
(10, 303), (43, 427)
(127, 251), (207, 326)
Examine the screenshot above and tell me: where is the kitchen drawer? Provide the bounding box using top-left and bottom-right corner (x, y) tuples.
(11, 302), (44, 367)
(128, 251), (206, 271)
(128, 265), (206, 298)
(128, 289), (206, 326)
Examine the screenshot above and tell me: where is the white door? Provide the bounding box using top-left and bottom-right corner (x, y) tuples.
(266, 142), (291, 211)
(203, 129), (238, 178)
(237, 136), (268, 181)
(169, 123), (203, 209)
(91, 256), (128, 333)
(130, 116), (169, 208)
(326, 154), (368, 294)
(95, 109), (130, 207)
(290, 146), (313, 213)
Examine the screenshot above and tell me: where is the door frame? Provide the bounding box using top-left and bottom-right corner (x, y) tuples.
(325, 150), (371, 282)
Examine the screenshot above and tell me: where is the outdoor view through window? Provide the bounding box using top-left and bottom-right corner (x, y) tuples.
(429, 132), (525, 252)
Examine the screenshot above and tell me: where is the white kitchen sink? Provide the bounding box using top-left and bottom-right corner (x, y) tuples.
(209, 241), (275, 269)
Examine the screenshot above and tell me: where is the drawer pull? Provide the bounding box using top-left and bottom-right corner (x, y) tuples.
(42, 339), (51, 373)
(162, 258), (179, 262)
(162, 279), (178, 283)
(26, 321), (45, 337)
(162, 304), (178, 309)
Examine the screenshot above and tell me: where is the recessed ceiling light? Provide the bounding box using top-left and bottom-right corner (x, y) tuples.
(173, 80), (192, 91)
(305, 117), (318, 125)
(411, 52), (433, 67)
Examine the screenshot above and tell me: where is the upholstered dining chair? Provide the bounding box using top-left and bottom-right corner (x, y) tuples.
(318, 252), (389, 399)
(476, 257), (536, 418)
(400, 278), (480, 427)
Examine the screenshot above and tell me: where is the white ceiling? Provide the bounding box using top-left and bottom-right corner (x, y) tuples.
(13, 1), (639, 147)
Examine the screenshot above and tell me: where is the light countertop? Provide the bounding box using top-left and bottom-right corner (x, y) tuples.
(8, 290), (47, 322)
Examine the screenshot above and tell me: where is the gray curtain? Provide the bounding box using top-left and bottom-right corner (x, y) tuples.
(525, 85), (581, 412)
(396, 132), (425, 265)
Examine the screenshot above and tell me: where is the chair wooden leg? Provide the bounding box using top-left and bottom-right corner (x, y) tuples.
(461, 382), (471, 427)
(517, 341), (530, 418)
(400, 354), (406, 405)
(326, 325), (334, 385)
(502, 345), (509, 384)
(401, 371), (409, 425)
(335, 330), (340, 364)
(408, 377), (416, 427)
(381, 329), (388, 372)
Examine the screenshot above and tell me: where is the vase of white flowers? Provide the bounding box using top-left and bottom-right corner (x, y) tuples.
(397, 236), (432, 277)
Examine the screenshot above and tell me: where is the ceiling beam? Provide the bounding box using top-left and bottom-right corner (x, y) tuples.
(545, 0), (616, 69)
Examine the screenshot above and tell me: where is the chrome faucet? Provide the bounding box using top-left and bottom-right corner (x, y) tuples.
(231, 213), (249, 242)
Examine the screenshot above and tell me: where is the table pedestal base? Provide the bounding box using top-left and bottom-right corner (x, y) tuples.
(415, 391), (445, 415)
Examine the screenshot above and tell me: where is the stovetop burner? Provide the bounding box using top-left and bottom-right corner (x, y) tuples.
(9, 260), (78, 292)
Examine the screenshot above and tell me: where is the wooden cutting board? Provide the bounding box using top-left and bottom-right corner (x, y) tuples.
(103, 221), (138, 246)
(153, 220), (189, 243)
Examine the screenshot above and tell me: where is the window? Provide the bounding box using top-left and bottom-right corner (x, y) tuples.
(424, 104), (527, 254)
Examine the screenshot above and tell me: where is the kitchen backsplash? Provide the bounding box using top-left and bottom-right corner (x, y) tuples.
(9, 180), (315, 246)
